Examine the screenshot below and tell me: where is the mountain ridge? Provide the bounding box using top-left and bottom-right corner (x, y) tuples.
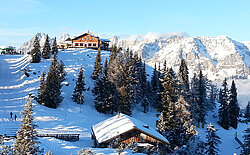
(19, 32), (250, 80)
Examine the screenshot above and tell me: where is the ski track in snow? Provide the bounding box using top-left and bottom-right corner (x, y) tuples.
(0, 49), (249, 155)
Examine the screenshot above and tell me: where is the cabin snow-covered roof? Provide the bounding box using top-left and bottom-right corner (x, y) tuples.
(91, 113), (169, 144)
(72, 33), (110, 42)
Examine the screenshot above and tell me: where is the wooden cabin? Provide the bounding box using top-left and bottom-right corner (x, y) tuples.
(72, 33), (110, 50)
(91, 113), (169, 148)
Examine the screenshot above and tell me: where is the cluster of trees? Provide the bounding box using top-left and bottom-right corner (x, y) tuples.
(155, 60), (212, 149)
(218, 79), (240, 129)
(30, 34), (58, 63)
(92, 47), (148, 115)
(91, 46), (222, 149)
(36, 52), (66, 108)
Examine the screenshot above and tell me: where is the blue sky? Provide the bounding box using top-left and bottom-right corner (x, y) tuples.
(0, 0), (250, 47)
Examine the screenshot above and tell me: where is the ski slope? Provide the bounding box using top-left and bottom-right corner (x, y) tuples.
(0, 49), (249, 154)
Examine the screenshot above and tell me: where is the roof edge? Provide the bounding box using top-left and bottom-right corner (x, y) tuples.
(134, 127), (169, 144)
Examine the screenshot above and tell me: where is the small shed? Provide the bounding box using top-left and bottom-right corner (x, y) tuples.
(91, 113), (169, 148)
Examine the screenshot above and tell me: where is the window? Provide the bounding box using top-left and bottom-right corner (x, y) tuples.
(93, 43), (96, 47)
(88, 43), (92, 47)
(89, 38), (91, 41)
(75, 43), (78, 46)
(85, 37), (87, 41)
(80, 43), (83, 46)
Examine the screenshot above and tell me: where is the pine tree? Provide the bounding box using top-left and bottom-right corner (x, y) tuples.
(190, 70), (207, 126)
(205, 124), (221, 155)
(14, 96), (40, 154)
(58, 60), (66, 83)
(51, 37), (58, 54)
(241, 126), (250, 155)
(218, 78), (230, 129)
(245, 102), (250, 121)
(37, 68), (46, 104)
(228, 80), (240, 129)
(141, 81), (150, 113)
(42, 34), (51, 59)
(30, 35), (41, 63)
(159, 67), (178, 112)
(157, 95), (196, 149)
(72, 65), (86, 104)
(151, 63), (161, 109)
(125, 49), (137, 106)
(117, 50), (132, 115)
(178, 59), (189, 93)
(92, 48), (102, 80)
(93, 58), (117, 114)
(39, 52), (63, 108)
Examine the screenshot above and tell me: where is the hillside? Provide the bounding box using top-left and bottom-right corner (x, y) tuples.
(0, 49), (249, 154)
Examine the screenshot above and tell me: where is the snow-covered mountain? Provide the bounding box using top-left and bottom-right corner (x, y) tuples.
(19, 32), (250, 80)
(58, 33), (71, 44)
(18, 33), (55, 54)
(111, 33), (250, 80)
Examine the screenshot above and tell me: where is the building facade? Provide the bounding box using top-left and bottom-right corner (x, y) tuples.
(72, 33), (110, 50)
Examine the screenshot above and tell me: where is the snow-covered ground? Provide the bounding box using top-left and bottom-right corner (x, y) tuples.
(0, 49), (249, 154)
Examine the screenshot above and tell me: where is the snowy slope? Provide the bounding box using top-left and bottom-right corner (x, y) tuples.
(0, 49), (249, 154)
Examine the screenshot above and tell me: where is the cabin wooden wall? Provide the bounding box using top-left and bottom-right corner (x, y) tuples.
(73, 34), (99, 43)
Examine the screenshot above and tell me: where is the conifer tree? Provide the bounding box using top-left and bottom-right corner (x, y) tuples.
(228, 80), (240, 129)
(241, 126), (250, 155)
(125, 49), (138, 107)
(14, 96), (40, 154)
(37, 68), (46, 104)
(159, 67), (178, 112)
(157, 95), (196, 149)
(163, 60), (167, 74)
(190, 70), (207, 126)
(39, 52), (63, 108)
(245, 102), (250, 121)
(51, 37), (58, 54)
(141, 81), (150, 113)
(205, 124), (221, 155)
(30, 35), (41, 63)
(93, 58), (117, 114)
(178, 59), (189, 93)
(58, 60), (66, 83)
(151, 63), (159, 93)
(218, 78), (230, 129)
(42, 34), (51, 59)
(72, 65), (86, 104)
(117, 50), (132, 115)
(151, 63), (161, 109)
(92, 48), (102, 80)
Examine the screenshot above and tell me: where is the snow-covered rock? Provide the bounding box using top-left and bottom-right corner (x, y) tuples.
(58, 33), (71, 44)
(111, 33), (250, 80)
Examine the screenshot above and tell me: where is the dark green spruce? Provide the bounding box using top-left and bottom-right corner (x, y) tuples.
(72, 65), (86, 104)
(30, 35), (41, 63)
